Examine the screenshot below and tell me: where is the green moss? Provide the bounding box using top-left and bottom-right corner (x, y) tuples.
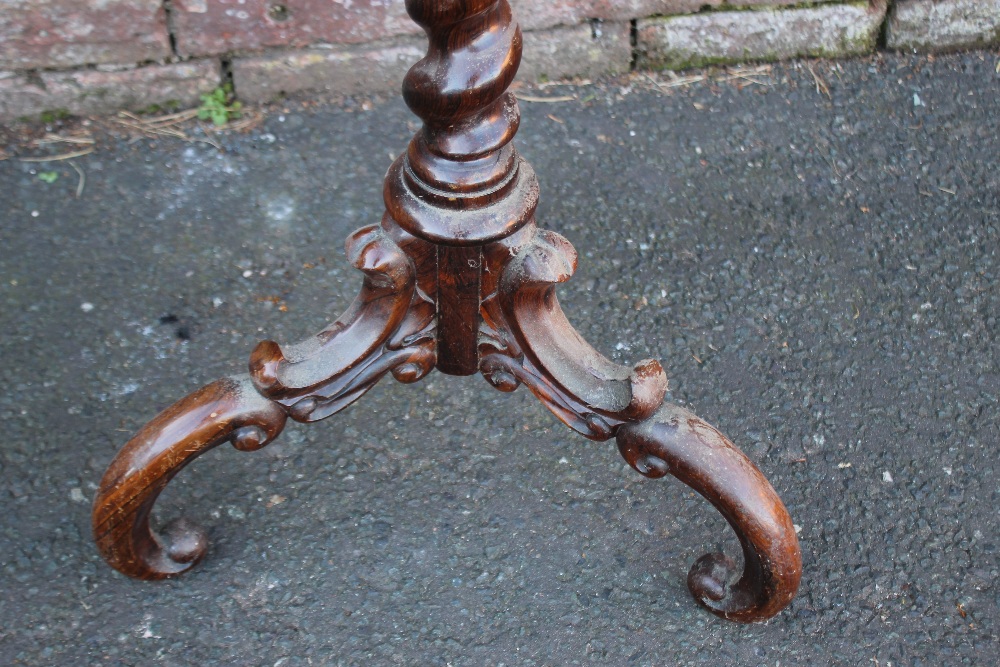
(39, 108), (71, 123)
(639, 51), (738, 72)
(638, 2), (883, 72)
(135, 100), (182, 115)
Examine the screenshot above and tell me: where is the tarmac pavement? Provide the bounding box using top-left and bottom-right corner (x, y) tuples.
(1, 52), (999, 665)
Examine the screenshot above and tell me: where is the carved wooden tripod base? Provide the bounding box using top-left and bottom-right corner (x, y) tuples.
(93, 0), (801, 623)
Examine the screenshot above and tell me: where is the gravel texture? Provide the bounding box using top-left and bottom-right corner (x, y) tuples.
(1, 52), (998, 665)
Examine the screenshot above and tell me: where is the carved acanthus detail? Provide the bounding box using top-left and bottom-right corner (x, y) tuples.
(479, 224), (668, 440)
(249, 224), (436, 422)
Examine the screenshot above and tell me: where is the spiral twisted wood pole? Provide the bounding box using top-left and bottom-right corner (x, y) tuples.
(383, 0), (540, 375)
(386, 0), (538, 244)
(93, 0), (801, 623)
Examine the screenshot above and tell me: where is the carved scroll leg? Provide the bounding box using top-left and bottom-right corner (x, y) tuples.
(616, 403), (802, 623)
(92, 375), (287, 579)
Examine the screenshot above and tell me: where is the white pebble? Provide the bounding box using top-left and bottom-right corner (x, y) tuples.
(80, 302), (94, 312)
(882, 471), (894, 483)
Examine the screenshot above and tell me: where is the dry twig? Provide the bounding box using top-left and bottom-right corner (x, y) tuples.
(115, 110), (221, 149)
(647, 72), (705, 90)
(33, 133), (95, 147)
(205, 109), (264, 134)
(719, 65), (773, 87)
(807, 64), (831, 99)
(120, 109), (199, 128)
(19, 148), (95, 162)
(537, 79), (590, 88)
(665, 74), (706, 88)
(516, 94), (575, 103)
(68, 160), (85, 198)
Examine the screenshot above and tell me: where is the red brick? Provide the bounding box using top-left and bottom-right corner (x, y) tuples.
(726, 0), (842, 7)
(171, 0), (418, 56)
(231, 37), (426, 102)
(172, 0), (721, 58)
(518, 1), (716, 28)
(0, 61), (219, 122)
(232, 21), (632, 103)
(519, 21), (632, 83)
(0, 0), (171, 70)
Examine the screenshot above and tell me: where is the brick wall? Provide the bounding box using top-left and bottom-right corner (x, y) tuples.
(1, 0), (998, 122)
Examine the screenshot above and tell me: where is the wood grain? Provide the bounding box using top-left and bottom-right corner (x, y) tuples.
(93, 0), (800, 622)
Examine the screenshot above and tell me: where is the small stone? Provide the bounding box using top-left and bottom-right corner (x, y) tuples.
(80, 302), (95, 312)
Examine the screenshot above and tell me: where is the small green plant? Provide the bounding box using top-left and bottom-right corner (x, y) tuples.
(38, 171), (59, 184)
(197, 84), (242, 127)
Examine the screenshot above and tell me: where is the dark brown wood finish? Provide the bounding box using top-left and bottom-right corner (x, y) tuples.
(437, 245), (482, 375)
(617, 404), (802, 621)
(93, 376), (288, 579)
(93, 0), (802, 622)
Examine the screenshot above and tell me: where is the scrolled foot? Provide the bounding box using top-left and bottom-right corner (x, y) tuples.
(92, 376), (287, 579)
(616, 403), (801, 622)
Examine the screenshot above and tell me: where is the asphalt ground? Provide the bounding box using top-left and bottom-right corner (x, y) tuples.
(1, 52), (999, 666)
